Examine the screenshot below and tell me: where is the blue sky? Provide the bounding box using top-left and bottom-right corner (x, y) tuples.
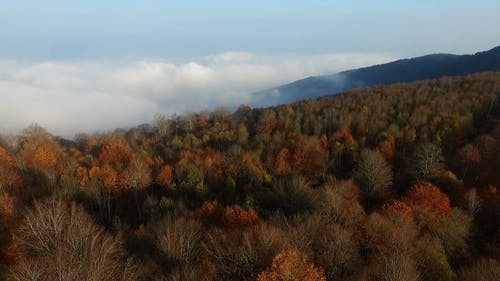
(1, 0), (499, 59)
(0, 1), (499, 136)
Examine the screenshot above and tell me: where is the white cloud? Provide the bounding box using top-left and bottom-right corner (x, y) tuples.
(0, 52), (396, 137)
(207, 52), (256, 63)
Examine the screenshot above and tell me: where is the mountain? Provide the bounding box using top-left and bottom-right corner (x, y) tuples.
(253, 45), (500, 106)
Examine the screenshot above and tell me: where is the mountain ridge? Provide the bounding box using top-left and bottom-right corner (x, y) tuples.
(253, 45), (500, 106)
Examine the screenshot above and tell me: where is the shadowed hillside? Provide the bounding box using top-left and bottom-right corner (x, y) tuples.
(254, 45), (500, 106)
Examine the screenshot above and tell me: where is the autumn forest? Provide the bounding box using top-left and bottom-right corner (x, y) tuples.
(0, 72), (499, 281)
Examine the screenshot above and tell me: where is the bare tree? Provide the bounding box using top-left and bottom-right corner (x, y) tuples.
(12, 198), (139, 281)
(155, 216), (203, 266)
(410, 143), (444, 183)
(457, 259), (500, 281)
(315, 223), (362, 280)
(431, 208), (472, 261)
(462, 188), (482, 216)
(318, 180), (366, 228)
(375, 253), (421, 281)
(353, 149), (393, 201)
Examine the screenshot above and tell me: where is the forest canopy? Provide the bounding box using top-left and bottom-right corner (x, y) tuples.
(0, 72), (499, 280)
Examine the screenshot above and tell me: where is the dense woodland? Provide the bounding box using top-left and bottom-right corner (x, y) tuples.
(0, 72), (499, 280)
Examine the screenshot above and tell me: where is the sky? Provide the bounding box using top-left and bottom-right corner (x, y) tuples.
(1, 0), (499, 136)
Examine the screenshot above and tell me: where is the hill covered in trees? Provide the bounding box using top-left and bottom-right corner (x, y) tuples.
(254, 45), (500, 106)
(0, 72), (499, 280)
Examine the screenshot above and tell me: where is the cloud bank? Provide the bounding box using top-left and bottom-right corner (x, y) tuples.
(0, 52), (396, 137)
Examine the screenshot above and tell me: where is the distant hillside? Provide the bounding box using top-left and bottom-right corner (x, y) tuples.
(253, 45), (500, 106)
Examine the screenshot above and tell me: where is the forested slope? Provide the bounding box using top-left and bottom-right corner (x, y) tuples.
(0, 72), (499, 280)
(254, 45), (500, 105)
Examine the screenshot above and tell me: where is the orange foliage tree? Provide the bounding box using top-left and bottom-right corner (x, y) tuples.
(98, 139), (133, 171)
(156, 164), (174, 188)
(329, 124), (356, 154)
(0, 147), (21, 191)
(257, 249), (327, 281)
(382, 200), (414, 220)
(19, 131), (65, 183)
(403, 182), (451, 226)
(242, 152), (269, 184)
(195, 200), (222, 224)
(377, 137), (396, 164)
(0, 147), (14, 167)
(95, 137), (151, 192)
(287, 135), (328, 179)
(75, 166), (89, 187)
(456, 143), (482, 180)
(222, 205), (259, 227)
(257, 109), (278, 134)
(196, 201), (259, 227)
(0, 170), (20, 267)
(119, 158), (151, 190)
(275, 148), (291, 175)
(0, 192), (20, 265)
(458, 144), (481, 167)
